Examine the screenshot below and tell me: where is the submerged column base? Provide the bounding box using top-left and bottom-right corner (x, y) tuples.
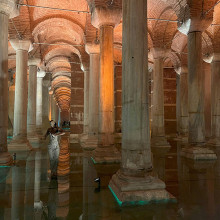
(109, 170), (175, 206)
(92, 145), (121, 164)
(0, 152), (13, 166)
(181, 144), (217, 160)
(151, 136), (171, 148)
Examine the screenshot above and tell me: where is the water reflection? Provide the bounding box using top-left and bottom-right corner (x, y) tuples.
(2, 137), (220, 219)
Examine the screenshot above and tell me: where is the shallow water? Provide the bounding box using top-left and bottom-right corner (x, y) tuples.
(0, 136), (220, 219)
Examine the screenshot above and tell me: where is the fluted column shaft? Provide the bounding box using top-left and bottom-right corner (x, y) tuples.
(188, 32), (205, 144)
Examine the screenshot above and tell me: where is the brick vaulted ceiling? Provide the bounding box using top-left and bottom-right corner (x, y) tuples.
(7, 0), (220, 111)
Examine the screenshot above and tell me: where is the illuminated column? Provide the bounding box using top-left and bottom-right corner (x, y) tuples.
(209, 54), (220, 146)
(181, 31), (216, 159)
(151, 48), (170, 148)
(36, 70), (46, 135)
(109, 0), (172, 205)
(0, 0), (17, 164)
(90, 6), (122, 163)
(8, 39), (32, 151)
(83, 43), (100, 149)
(27, 58), (41, 145)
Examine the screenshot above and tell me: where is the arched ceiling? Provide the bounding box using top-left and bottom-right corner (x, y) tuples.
(8, 0), (220, 111)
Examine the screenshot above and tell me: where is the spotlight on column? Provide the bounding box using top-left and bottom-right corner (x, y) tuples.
(94, 177), (100, 192)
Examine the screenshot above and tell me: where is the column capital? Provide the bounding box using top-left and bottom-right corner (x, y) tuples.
(10, 39), (32, 52)
(150, 48), (170, 59)
(177, 5), (212, 35)
(0, 0), (19, 18)
(175, 66), (188, 75)
(28, 58), (41, 67)
(85, 43), (100, 55)
(91, 6), (122, 28)
(37, 70), (46, 78)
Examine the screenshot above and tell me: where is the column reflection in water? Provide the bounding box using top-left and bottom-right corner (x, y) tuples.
(178, 150), (216, 219)
(24, 151), (35, 219)
(34, 151), (43, 218)
(82, 152), (97, 219)
(0, 167), (11, 219)
(47, 135), (70, 219)
(57, 136), (70, 218)
(11, 163), (25, 219)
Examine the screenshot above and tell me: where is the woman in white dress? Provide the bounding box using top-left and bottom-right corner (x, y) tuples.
(43, 120), (64, 179)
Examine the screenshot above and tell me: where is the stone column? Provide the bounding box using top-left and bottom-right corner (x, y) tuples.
(209, 54), (220, 146)
(109, 0), (172, 205)
(8, 39), (32, 151)
(181, 32), (216, 160)
(0, 0), (17, 165)
(27, 58), (41, 145)
(83, 43), (100, 150)
(80, 63), (90, 144)
(175, 66), (189, 140)
(36, 70), (46, 135)
(151, 49), (170, 148)
(42, 77), (50, 134)
(90, 6), (122, 163)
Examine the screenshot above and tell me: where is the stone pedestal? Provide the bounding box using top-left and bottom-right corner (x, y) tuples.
(90, 6), (121, 163)
(36, 70), (46, 135)
(27, 58), (41, 146)
(0, 2), (16, 164)
(109, 0), (173, 206)
(151, 53), (170, 148)
(182, 31), (216, 160)
(82, 43), (100, 150)
(208, 55), (220, 146)
(8, 39), (32, 152)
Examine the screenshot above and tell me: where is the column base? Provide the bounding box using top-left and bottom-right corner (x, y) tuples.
(81, 136), (98, 150)
(109, 170), (175, 206)
(207, 137), (220, 146)
(91, 145), (121, 164)
(8, 138), (32, 152)
(28, 135), (42, 147)
(151, 136), (171, 148)
(0, 152), (13, 166)
(79, 133), (88, 145)
(181, 144), (217, 160)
